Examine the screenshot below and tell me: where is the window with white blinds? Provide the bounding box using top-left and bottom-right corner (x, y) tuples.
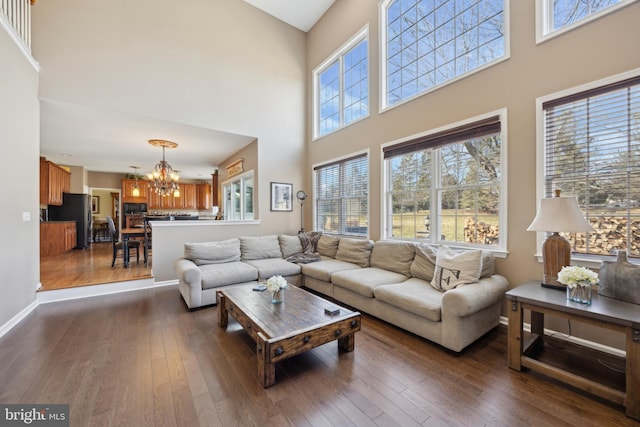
(543, 75), (640, 258)
(384, 114), (505, 249)
(314, 154), (368, 236)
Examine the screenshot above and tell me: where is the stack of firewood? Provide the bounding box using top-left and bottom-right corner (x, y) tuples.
(464, 217), (499, 245)
(568, 216), (640, 255)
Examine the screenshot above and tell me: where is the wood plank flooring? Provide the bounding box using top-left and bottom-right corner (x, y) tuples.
(0, 285), (636, 426)
(40, 242), (152, 291)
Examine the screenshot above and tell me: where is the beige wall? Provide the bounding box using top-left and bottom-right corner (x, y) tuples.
(307, 1), (640, 348)
(0, 29), (40, 327)
(32, 0), (307, 237)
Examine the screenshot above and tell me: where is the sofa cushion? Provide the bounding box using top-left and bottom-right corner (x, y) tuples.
(240, 235), (282, 260)
(317, 235), (340, 258)
(370, 240), (415, 277)
(374, 278), (443, 322)
(410, 243), (437, 281)
(479, 251), (495, 278)
(332, 267), (408, 298)
(278, 235), (303, 258)
(431, 245), (482, 291)
(199, 261), (258, 290)
(184, 238), (241, 266)
(244, 258), (302, 280)
(301, 259), (361, 282)
(335, 238), (374, 268)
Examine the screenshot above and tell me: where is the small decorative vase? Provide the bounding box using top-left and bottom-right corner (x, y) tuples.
(566, 283), (592, 305)
(271, 288), (284, 304)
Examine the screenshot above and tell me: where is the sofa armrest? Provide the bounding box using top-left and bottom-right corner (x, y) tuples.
(174, 258), (202, 287)
(442, 275), (508, 317)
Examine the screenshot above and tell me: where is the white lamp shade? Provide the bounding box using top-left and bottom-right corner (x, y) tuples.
(527, 196), (593, 233)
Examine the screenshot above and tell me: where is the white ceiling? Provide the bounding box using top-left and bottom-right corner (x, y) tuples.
(243, 0), (335, 32)
(39, 1), (334, 181)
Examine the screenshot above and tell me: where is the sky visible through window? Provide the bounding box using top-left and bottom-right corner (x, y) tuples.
(552, 0), (621, 30)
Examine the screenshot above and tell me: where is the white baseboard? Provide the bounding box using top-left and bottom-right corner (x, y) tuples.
(499, 316), (625, 358)
(0, 299), (38, 339)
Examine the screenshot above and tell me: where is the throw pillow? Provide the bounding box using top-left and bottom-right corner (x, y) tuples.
(430, 245), (482, 291)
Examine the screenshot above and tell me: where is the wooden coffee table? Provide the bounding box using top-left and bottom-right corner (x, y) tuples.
(217, 284), (361, 387)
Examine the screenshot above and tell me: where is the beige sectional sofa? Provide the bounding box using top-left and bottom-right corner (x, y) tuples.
(174, 234), (508, 352)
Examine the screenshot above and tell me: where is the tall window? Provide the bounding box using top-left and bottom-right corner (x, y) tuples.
(384, 114), (505, 250)
(222, 171), (254, 221)
(541, 74), (640, 258)
(538, 0), (635, 40)
(314, 154), (369, 236)
(314, 28), (369, 138)
(381, 0), (506, 109)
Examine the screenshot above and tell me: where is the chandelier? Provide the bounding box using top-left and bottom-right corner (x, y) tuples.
(147, 139), (180, 197)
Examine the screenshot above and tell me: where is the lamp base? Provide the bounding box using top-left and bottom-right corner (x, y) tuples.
(540, 282), (566, 290)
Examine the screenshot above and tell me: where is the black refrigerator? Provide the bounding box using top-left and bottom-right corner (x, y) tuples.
(48, 193), (92, 249)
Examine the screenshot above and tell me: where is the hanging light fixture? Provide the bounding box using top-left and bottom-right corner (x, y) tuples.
(130, 166), (141, 198)
(147, 139), (180, 197)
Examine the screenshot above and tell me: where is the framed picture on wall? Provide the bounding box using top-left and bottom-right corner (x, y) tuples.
(91, 196), (99, 213)
(270, 182), (293, 212)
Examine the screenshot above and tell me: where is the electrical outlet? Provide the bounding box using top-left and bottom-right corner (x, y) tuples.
(22, 212), (31, 221)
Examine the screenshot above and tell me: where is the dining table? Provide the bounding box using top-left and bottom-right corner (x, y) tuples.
(120, 226), (146, 267)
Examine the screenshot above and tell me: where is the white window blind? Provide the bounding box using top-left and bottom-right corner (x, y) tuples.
(384, 115), (503, 248)
(543, 75), (640, 257)
(314, 154), (368, 236)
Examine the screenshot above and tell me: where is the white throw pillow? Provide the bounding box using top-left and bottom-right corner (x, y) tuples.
(430, 245), (482, 291)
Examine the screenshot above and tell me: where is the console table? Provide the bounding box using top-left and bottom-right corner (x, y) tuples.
(506, 281), (639, 420)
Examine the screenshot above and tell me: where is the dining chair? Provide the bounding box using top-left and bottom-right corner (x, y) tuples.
(107, 216), (140, 267)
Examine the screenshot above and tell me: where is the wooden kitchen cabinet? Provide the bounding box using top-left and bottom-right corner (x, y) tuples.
(121, 179), (149, 203)
(176, 184), (197, 209)
(148, 190), (174, 209)
(196, 183), (212, 210)
(40, 221), (76, 256)
(40, 157), (71, 206)
(211, 172), (219, 206)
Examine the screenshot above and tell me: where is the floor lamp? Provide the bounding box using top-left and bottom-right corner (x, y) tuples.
(296, 190), (307, 234)
(527, 190), (593, 289)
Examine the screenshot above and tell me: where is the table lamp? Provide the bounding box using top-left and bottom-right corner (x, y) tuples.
(527, 190), (593, 289)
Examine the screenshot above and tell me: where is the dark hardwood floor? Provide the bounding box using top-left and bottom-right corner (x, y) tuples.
(40, 241), (152, 291)
(0, 285), (636, 426)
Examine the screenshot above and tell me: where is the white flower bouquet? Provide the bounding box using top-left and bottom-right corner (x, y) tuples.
(266, 275), (288, 292)
(266, 275), (288, 304)
(557, 266), (599, 288)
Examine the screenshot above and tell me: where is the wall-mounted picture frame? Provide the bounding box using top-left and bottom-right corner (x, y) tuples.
(270, 182), (293, 212)
(91, 196), (99, 213)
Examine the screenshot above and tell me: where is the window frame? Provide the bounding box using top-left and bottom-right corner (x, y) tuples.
(312, 25), (370, 140)
(535, 0), (638, 44)
(535, 68), (640, 267)
(379, 0), (510, 113)
(381, 109), (508, 255)
(313, 150), (370, 237)
(221, 170), (254, 221)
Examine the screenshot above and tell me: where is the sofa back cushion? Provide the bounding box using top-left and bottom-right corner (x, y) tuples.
(184, 238), (241, 265)
(278, 234), (303, 258)
(370, 240), (416, 277)
(240, 235), (282, 260)
(335, 238), (374, 268)
(317, 235), (340, 258)
(410, 243), (438, 281)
